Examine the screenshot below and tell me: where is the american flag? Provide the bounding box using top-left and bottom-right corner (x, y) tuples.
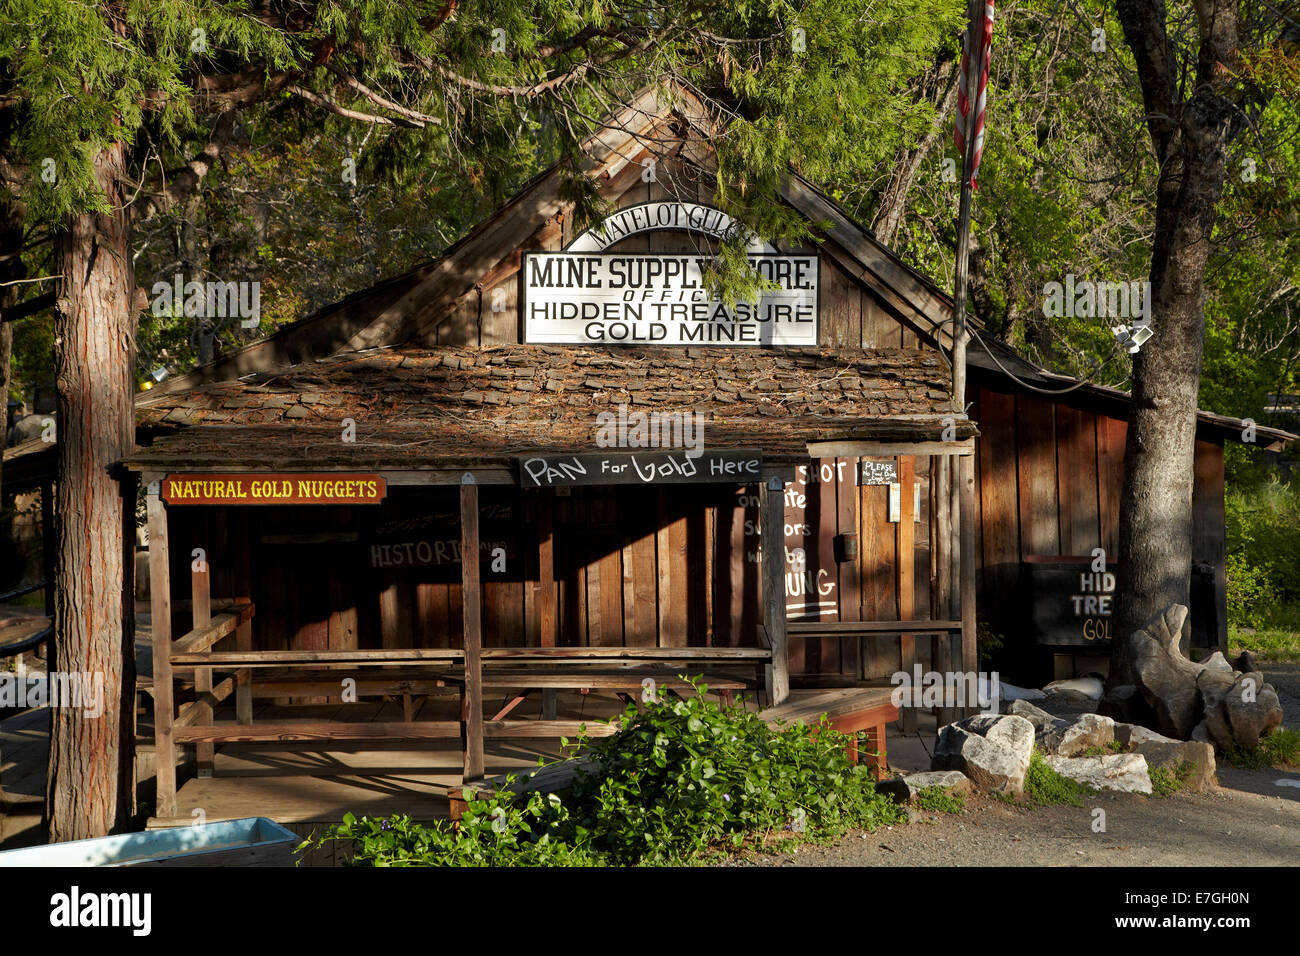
(954, 1), (995, 189)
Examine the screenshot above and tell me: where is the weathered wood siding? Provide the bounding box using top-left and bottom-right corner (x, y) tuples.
(970, 381), (1227, 659)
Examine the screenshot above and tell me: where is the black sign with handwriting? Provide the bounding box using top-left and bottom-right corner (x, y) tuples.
(519, 450), (763, 487)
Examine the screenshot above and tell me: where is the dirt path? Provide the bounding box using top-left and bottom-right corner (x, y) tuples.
(732, 661), (1300, 868)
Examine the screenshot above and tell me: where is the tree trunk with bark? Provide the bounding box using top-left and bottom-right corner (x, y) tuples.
(46, 140), (137, 840)
(1110, 0), (1243, 685)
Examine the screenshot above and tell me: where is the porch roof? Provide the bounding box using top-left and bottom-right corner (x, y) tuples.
(126, 343), (971, 470)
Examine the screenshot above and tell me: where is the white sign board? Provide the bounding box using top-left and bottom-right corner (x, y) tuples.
(521, 252), (820, 347)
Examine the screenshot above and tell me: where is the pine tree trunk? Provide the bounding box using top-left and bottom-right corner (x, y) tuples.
(47, 140), (136, 840)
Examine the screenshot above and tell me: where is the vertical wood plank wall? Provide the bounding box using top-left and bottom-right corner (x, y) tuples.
(165, 459), (946, 679)
(971, 381), (1227, 651)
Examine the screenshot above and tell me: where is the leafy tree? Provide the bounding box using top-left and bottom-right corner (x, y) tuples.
(0, 0), (957, 839)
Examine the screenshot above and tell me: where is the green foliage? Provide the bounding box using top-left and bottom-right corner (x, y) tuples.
(1080, 741), (1123, 757)
(1229, 624), (1300, 663)
(1224, 477), (1300, 627)
(912, 785), (964, 814)
(1225, 727), (1300, 770)
(302, 680), (906, 866)
(1022, 749), (1094, 807)
(565, 681), (906, 864)
(1147, 761), (1195, 798)
(296, 802), (602, 867)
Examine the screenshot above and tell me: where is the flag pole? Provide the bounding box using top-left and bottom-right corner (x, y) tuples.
(951, 0), (990, 406)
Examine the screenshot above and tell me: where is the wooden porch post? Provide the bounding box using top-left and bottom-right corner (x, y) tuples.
(191, 547), (213, 776)
(896, 456), (916, 733)
(146, 484), (176, 817)
(760, 476), (789, 705)
(959, 454), (978, 716)
(934, 456), (953, 728)
(460, 475), (484, 782)
(537, 491), (558, 720)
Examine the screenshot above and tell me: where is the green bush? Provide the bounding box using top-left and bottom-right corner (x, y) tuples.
(300, 680), (906, 866)
(1226, 726), (1300, 770)
(1148, 761), (1196, 798)
(565, 683), (905, 864)
(1225, 477), (1300, 626)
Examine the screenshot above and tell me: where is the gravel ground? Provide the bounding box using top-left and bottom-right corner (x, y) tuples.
(729, 662), (1300, 868)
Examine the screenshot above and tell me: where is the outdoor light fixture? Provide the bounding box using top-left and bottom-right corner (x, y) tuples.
(1112, 324), (1153, 354)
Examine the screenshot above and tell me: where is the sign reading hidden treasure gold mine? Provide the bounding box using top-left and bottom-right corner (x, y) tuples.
(521, 201), (819, 347)
(161, 473), (387, 505)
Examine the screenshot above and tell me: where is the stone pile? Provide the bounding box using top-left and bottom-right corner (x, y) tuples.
(1098, 604), (1282, 751)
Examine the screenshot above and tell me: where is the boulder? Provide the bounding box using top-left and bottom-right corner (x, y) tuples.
(1191, 721), (1212, 744)
(1134, 739), (1217, 791)
(1223, 673), (1284, 749)
(900, 770), (973, 800)
(1196, 668), (1239, 750)
(1231, 650), (1259, 674)
(1201, 651), (1234, 673)
(1114, 722), (1177, 749)
(873, 778), (911, 805)
(1057, 713), (1116, 757)
(1007, 699), (1071, 751)
(933, 714), (1035, 795)
(1097, 684), (1145, 724)
(1130, 605), (1203, 739)
(1044, 753), (1154, 794)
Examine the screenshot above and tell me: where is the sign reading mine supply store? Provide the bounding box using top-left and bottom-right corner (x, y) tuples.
(522, 201), (819, 347)
(162, 473), (387, 505)
(519, 449), (762, 488)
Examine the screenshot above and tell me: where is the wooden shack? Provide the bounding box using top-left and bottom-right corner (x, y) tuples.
(125, 85), (984, 818)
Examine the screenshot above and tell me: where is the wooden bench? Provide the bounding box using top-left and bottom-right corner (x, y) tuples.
(760, 687), (899, 780)
(475, 647), (771, 724)
(782, 619), (966, 730)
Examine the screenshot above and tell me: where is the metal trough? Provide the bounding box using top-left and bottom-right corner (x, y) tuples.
(0, 817), (297, 867)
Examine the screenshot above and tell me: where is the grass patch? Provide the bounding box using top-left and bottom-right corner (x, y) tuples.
(1079, 741), (1124, 757)
(1023, 750), (1095, 807)
(1228, 626), (1300, 663)
(1225, 726), (1300, 770)
(1148, 761), (1196, 798)
(913, 786), (964, 814)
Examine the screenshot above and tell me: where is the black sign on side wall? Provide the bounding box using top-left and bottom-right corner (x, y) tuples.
(1026, 556), (1117, 646)
(518, 449), (763, 488)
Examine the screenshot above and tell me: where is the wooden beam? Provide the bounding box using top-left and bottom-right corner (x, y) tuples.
(959, 454), (979, 717)
(173, 721), (463, 743)
(483, 720), (620, 739)
(537, 491), (557, 720)
(146, 491), (176, 817)
(461, 476), (484, 782)
(896, 456), (916, 733)
(191, 550), (214, 776)
(934, 456), (953, 728)
(760, 476), (790, 705)
(170, 648), (463, 666)
(808, 439), (974, 459)
(786, 620), (961, 634)
(170, 605), (253, 655)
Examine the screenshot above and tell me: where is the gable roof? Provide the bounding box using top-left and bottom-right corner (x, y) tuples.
(142, 82), (964, 401)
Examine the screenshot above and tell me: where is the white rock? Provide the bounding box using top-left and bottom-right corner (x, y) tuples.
(1044, 753), (1153, 794)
